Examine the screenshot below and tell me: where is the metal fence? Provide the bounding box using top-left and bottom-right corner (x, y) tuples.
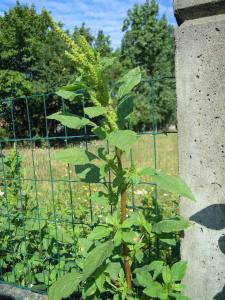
(0, 77), (177, 294)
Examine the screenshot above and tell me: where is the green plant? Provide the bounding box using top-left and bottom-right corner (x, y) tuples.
(44, 12), (195, 300)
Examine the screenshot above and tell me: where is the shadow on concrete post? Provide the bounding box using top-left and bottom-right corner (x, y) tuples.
(174, 0), (225, 299)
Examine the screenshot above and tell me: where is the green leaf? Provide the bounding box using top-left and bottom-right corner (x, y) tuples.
(158, 233), (177, 246)
(118, 67), (141, 99)
(47, 112), (94, 129)
(48, 271), (82, 300)
(59, 83), (86, 92)
(149, 261), (164, 280)
(117, 96), (134, 128)
(122, 230), (139, 244)
(121, 212), (141, 228)
(113, 229), (122, 246)
(170, 294), (191, 300)
(144, 281), (168, 299)
(136, 270), (153, 287)
(83, 280), (97, 297)
(92, 126), (107, 140)
(105, 262), (121, 280)
(153, 218), (190, 234)
(95, 273), (106, 293)
(78, 238), (92, 256)
(172, 283), (185, 292)
(55, 90), (77, 101)
(75, 163), (101, 183)
(84, 106), (107, 118)
(159, 237), (176, 246)
(82, 240), (114, 282)
(107, 130), (138, 151)
(88, 226), (112, 240)
(162, 266), (172, 284)
(52, 148), (98, 165)
(171, 261), (187, 282)
(100, 57), (116, 69)
(140, 168), (195, 201)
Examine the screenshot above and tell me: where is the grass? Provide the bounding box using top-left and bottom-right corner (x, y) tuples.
(8, 133), (178, 221)
(1, 132), (178, 224)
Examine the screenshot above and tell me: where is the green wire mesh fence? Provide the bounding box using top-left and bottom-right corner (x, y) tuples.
(0, 77), (177, 294)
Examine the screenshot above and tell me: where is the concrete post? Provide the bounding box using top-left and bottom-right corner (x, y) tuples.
(174, 1), (225, 299)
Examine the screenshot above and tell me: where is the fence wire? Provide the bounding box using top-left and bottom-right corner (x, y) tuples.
(0, 77), (177, 294)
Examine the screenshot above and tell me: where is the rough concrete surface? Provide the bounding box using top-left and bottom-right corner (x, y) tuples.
(175, 2), (225, 299)
(0, 284), (47, 300)
(174, 0), (225, 25)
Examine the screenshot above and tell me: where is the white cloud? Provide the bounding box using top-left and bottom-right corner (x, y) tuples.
(1, 0), (176, 48)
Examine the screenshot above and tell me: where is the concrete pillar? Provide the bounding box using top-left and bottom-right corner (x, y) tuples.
(174, 1), (225, 299)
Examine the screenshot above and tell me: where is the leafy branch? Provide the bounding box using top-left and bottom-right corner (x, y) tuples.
(44, 11), (195, 300)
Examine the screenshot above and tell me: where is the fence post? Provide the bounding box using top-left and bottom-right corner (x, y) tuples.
(174, 1), (225, 299)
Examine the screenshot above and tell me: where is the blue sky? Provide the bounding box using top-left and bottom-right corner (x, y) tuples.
(0, 0), (176, 49)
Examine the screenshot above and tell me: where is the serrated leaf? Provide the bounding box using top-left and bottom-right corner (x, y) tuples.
(75, 163), (101, 183)
(52, 148), (98, 165)
(84, 106), (107, 118)
(118, 67), (141, 99)
(171, 261), (187, 282)
(153, 218), (190, 234)
(140, 168), (195, 201)
(107, 130), (138, 151)
(48, 271), (82, 300)
(88, 226), (112, 240)
(82, 240), (114, 282)
(47, 112), (94, 129)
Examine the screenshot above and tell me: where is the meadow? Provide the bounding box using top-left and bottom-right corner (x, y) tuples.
(0, 132), (179, 290)
(18, 133), (179, 222)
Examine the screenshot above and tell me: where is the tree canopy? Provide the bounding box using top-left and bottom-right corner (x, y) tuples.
(0, 0), (176, 138)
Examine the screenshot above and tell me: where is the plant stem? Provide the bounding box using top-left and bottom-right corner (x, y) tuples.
(115, 147), (132, 290)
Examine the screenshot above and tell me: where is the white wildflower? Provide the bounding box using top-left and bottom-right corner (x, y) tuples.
(0, 190), (4, 197)
(135, 189), (148, 196)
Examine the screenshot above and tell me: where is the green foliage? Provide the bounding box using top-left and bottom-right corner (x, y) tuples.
(117, 67), (142, 100)
(121, 0), (176, 129)
(47, 112), (95, 129)
(52, 148), (98, 165)
(43, 14), (194, 300)
(140, 168), (196, 201)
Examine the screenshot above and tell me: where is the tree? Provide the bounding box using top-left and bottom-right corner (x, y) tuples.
(94, 30), (112, 57)
(72, 23), (95, 45)
(121, 0), (176, 130)
(0, 1), (74, 138)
